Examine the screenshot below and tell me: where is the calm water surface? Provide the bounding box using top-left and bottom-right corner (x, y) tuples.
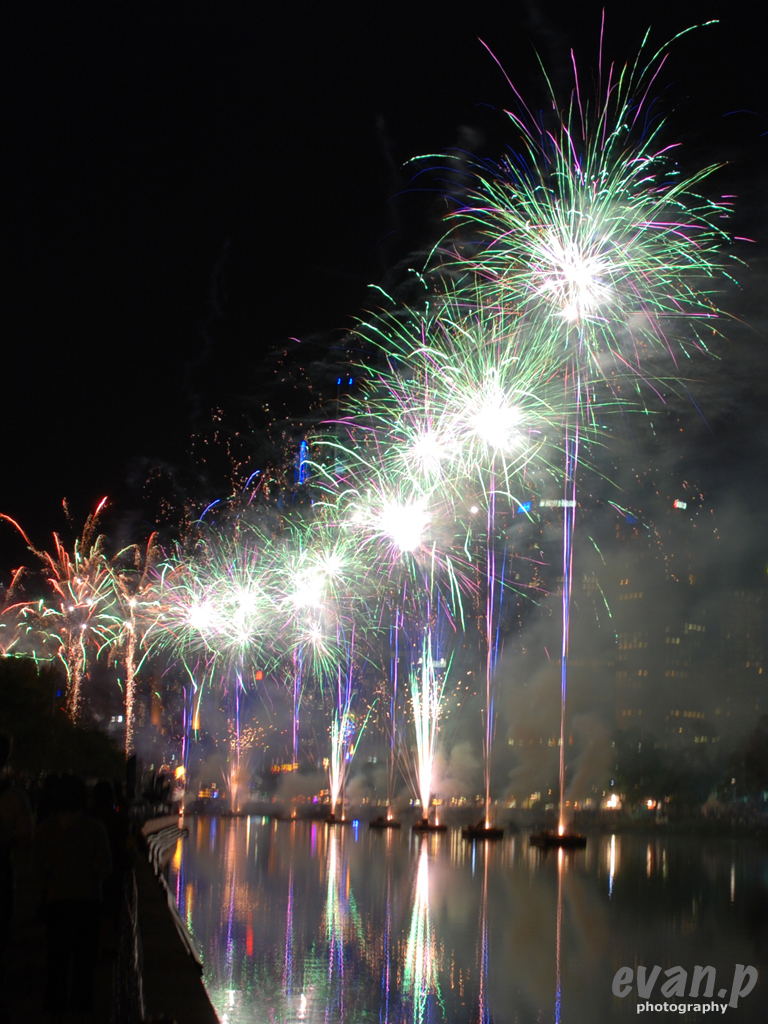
(168, 818), (767, 1024)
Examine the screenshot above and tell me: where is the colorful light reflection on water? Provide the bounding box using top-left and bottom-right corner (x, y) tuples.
(169, 820), (766, 1024)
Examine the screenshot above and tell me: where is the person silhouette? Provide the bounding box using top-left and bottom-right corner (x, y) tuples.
(0, 731), (33, 1024)
(33, 774), (111, 1023)
(89, 779), (130, 953)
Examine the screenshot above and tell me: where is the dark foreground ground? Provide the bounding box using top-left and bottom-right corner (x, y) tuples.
(6, 819), (219, 1024)
(6, 867), (114, 1024)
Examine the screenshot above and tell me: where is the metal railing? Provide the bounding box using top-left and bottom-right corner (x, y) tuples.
(144, 823), (203, 973)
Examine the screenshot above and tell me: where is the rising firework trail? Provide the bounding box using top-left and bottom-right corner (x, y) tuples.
(406, 631), (450, 827)
(104, 532), (160, 754)
(325, 629), (376, 822)
(386, 600), (403, 820)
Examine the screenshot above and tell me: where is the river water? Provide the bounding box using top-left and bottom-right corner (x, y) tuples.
(167, 817), (766, 1024)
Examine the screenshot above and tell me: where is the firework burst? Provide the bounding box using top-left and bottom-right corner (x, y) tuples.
(437, 24), (735, 398)
(2, 501), (119, 720)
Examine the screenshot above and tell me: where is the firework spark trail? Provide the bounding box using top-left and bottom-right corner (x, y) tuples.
(103, 533), (160, 754)
(375, 558), (460, 827)
(408, 631), (449, 824)
(483, 483), (497, 826)
(290, 648), (303, 766)
(0, 565), (36, 658)
(338, 434), (465, 820)
(558, 380), (581, 833)
(227, 671), (245, 811)
(387, 601), (403, 818)
(180, 670), (196, 775)
(176, 654), (216, 769)
(326, 634), (375, 819)
(425, 311), (566, 816)
(327, 705), (347, 818)
(221, 688), (263, 812)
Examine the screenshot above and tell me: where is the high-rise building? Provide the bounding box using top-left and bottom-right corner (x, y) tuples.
(718, 588), (768, 734)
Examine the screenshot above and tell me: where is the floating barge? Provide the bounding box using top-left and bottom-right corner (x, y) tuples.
(529, 829), (587, 849)
(461, 823), (505, 840)
(369, 816), (402, 830)
(412, 817), (447, 834)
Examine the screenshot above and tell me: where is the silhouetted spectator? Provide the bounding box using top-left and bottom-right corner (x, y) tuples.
(36, 772), (62, 826)
(0, 732), (33, 1024)
(33, 774), (111, 1022)
(90, 779), (130, 951)
(112, 778), (126, 814)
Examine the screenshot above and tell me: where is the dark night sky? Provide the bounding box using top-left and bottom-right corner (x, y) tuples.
(2, 1), (768, 571)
